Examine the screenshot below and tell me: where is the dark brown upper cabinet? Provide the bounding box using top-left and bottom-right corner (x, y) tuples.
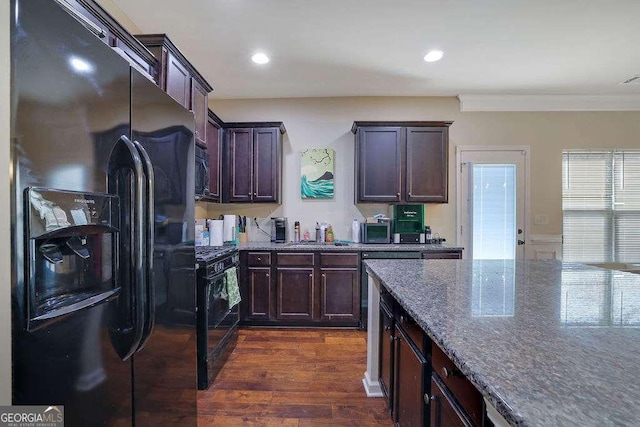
(223, 122), (286, 203)
(136, 34), (213, 148)
(352, 121), (452, 203)
(201, 110), (223, 202)
(59, 0), (157, 78)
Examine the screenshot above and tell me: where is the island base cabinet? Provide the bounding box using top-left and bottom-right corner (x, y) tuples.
(276, 268), (314, 321)
(379, 301), (394, 413)
(430, 375), (474, 427)
(394, 324), (428, 427)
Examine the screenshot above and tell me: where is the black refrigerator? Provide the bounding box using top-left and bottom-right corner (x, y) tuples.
(10, 0), (197, 425)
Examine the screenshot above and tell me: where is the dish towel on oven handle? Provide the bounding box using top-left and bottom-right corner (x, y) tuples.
(225, 267), (241, 309)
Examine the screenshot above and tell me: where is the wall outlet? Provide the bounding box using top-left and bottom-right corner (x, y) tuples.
(534, 214), (549, 225)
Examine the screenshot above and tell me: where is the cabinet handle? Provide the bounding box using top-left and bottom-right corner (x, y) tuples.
(389, 335), (395, 343)
(384, 325), (391, 331)
(396, 192), (400, 198)
(248, 192), (252, 196)
(266, 273), (269, 278)
(254, 192), (257, 196)
(400, 314), (406, 323)
(423, 394), (434, 405)
(257, 257), (261, 261)
(442, 366), (462, 378)
(408, 192), (412, 197)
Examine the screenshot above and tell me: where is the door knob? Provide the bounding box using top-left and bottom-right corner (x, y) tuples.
(517, 240), (525, 245)
(517, 228), (523, 235)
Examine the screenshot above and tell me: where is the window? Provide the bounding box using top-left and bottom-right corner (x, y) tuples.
(562, 150), (640, 263)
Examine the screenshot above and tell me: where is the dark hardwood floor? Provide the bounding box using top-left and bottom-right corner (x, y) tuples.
(198, 328), (393, 426)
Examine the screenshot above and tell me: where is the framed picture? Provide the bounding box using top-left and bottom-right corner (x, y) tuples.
(301, 148), (334, 199)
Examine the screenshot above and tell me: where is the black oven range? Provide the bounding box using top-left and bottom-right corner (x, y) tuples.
(195, 245), (239, 389)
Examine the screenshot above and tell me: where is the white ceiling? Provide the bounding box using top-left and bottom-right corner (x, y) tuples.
(112, 0), (640, 100)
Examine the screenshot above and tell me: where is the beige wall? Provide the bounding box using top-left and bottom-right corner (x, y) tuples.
(95, 0), (141, 34)
(204, 96), (640, 242)
(1, 0), (11, 405)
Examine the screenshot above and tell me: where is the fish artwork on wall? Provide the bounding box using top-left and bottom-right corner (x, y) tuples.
(301, 148), (334, 199)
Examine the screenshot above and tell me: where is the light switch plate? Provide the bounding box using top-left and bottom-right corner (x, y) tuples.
(534, 214), (549, 225)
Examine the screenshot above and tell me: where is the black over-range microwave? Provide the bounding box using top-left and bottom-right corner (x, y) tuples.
(195, 145), (210, 199)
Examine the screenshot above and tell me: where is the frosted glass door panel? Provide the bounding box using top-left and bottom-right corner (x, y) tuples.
(472, 165), (516, 259)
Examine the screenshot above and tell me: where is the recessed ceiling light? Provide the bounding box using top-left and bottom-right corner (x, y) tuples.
(252, 52), (270, 65)
(424, 50), (444, 62)
(69, 56), (94, 73)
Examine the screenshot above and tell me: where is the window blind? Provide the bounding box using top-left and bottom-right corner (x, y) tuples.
(562, 150), (640, 263)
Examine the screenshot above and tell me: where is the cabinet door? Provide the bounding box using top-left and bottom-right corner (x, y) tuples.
(394, 324), (428, 427)
(253, 127), (280, 202)
(246, 267), (272, 320)
(165, 52), (191, 108)
(276, 268), (314, 321)
(379, 301), (394, 414)
(191, 79), (208, 147)
(406, 127), (448, 203)
(430, 375), (474, 427)
(320, 268), (359, 322)
(226, 128), (253, 202)
(206, 116), (222, 201)
(357, 127), (402, 202)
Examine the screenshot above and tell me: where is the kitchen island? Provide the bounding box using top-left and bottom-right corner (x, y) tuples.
(363, 259), (640, 426)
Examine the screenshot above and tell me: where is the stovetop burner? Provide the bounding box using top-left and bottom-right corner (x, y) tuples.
(195, 244), (238, 263)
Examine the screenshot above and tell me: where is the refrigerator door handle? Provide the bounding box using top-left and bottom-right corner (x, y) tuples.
(132, 139), (155, 352)
(107, 135), (146, 361)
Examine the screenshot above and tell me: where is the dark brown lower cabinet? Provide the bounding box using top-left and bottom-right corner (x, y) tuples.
(246, 267), (271, 320)
(379, 301), (394, 413)
(240, 251), (360, 326)
(276, 268), (314, 321)
(430, 375), (474, 427)
(320, 268), (359, 322)
(394, 324), (428, 427)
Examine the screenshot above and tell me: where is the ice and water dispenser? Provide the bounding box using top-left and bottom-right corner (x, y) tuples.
(25, 187), (120, 330)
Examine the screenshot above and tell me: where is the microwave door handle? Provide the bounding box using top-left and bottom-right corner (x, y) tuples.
(132, 140), (155, 352)
(106, 135), (146, 361)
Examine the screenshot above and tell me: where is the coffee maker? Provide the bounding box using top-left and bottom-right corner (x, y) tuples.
(271, 217), (288, 243)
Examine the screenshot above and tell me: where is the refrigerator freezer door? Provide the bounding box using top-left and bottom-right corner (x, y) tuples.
(11, 0), (134, 425)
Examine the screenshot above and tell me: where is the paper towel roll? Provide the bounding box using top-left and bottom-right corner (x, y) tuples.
(208, 220), (224, 247)
(223, 215), (236, 242)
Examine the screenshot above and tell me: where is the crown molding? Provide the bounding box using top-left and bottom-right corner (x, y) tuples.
(458, 95), (640, 112)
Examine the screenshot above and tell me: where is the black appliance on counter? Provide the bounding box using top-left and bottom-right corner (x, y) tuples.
(11, 0), (197, 425)
(271, 217), (288, 243)
(196, 246), (240, 389)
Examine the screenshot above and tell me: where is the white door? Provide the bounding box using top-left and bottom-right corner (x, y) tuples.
(458, 147), (528, 260)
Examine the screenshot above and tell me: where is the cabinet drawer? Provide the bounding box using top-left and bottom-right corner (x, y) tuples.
(248, 252), (271, 266)
(277, 252), (314, 267)
(395, 309), (425, 354)
(320, 252), (359, 267)
(422, 251), (462, 259)
(431, 344), (483, 426)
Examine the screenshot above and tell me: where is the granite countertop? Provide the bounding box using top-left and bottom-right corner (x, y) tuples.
(364, 259), (640, 427)
(239, 241), (463, 252)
